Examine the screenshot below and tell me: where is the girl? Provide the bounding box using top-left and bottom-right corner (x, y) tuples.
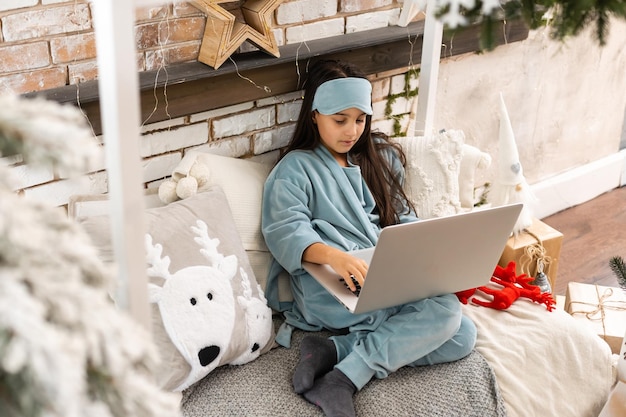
(261, 59), (476, 417)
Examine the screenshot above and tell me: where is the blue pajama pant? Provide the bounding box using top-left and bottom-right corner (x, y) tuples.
(331, 296), (476, 389)
(288, 277), (476, 390)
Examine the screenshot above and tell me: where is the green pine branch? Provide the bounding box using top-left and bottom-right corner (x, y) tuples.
(443, 0), (626, 50)
(609, 256), (626, 291)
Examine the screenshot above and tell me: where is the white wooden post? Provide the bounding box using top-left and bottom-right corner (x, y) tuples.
(90, 0), (150, 329)
(414, 0), (443, 136)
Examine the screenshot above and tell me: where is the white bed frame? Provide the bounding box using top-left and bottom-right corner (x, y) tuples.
(90, 2), (624, 412)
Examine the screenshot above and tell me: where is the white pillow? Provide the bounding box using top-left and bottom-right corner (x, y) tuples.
(188, 152), (272, 252)
(394, 130), (464, 219)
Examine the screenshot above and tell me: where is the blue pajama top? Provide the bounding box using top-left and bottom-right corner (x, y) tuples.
(261, 144), (418, 346)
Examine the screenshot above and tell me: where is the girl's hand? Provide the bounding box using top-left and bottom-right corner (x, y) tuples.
(328, 251), (368, 292)
(302, 243), (369, 292)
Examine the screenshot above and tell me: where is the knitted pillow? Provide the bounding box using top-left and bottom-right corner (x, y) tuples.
(394, 130), (464, 219)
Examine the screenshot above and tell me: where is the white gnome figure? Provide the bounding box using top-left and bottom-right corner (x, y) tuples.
(489, 92), (537, 234)
(230, 267), (273, 366)
(146, 219), (239, 391)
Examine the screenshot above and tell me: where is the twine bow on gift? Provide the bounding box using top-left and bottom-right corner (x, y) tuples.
(520, 230), (553, 292)
(567, 285), (626, 343)
(520, 231), (553, 278)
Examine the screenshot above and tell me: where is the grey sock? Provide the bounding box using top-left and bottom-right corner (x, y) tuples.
(292, 335), (337, 394)
(303, 369), (357, 417)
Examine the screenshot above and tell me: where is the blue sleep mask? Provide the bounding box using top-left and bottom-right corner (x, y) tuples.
(312, 77), (373, 115)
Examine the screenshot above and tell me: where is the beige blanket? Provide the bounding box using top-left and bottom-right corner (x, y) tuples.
(462, 298), (615, 417)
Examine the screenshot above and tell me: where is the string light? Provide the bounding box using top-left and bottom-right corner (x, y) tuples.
(143, 4), (172, 127)
(228, 56), (272, 93)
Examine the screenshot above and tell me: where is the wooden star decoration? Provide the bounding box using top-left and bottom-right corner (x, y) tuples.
(190, 0), (283, 69)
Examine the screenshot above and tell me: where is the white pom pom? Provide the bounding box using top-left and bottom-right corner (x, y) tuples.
(176, 176), (198, 199)
(158, 180), (179, 204)
(189, 162), (211, 189)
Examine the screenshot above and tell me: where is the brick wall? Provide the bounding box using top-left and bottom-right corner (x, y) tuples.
(2, 1), (419, 207)
(0, 0), (406, 95)
(11, 68), (419, 206)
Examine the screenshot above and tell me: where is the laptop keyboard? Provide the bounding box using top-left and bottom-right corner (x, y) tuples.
(340, 276), (361, 297)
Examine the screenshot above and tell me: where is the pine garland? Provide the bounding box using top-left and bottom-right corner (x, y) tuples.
(437, 0), (626, 49)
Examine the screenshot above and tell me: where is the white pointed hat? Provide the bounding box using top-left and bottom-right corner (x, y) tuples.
(498, 92), (524, 186)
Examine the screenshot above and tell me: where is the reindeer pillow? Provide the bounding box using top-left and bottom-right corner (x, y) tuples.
(78, 186), (274, 392)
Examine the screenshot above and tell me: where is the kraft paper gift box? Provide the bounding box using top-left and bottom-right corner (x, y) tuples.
(565, 282), (626, 354)
(498, 218), (563, 293)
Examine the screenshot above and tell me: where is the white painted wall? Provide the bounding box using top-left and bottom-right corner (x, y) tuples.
(433, 19), (626, 190)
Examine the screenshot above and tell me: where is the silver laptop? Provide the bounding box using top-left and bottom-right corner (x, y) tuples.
(303, 203), (523, 314)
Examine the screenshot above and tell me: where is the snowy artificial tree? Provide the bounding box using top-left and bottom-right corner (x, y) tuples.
(0, 95), (180, 417)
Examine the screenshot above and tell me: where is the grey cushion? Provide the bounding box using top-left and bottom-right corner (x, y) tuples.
(181, 319), (507, 417)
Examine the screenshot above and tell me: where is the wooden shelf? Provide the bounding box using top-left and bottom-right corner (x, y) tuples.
(26, 19), (528, 136)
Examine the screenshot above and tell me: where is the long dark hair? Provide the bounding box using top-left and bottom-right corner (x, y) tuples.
(280, 59), (415, 227)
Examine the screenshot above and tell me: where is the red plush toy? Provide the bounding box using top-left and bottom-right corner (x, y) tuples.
(456, 261), (556, 311)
